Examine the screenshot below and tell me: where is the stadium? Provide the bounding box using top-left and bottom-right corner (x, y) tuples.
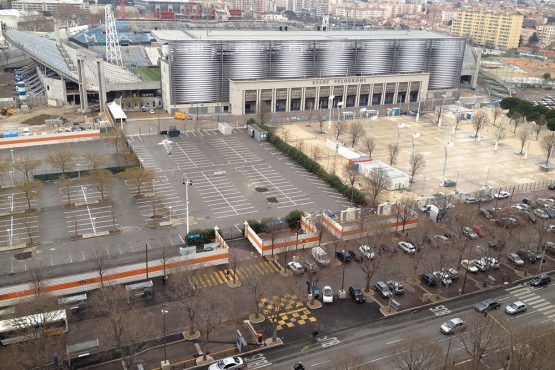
(154, 29), (467, 115)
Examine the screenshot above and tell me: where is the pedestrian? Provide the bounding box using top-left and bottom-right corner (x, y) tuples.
(311, 329), (318, 340)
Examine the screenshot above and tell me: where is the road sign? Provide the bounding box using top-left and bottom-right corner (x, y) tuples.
(187, 233), (200, 239)
(236, 330), (247, 352)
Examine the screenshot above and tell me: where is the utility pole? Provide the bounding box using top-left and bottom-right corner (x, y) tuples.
(145, 242), (149, 279)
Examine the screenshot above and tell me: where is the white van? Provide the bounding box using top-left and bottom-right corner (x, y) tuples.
(311, 246), (330, 266)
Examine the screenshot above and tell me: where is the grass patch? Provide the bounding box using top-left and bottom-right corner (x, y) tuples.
(132, 67), (161, 81)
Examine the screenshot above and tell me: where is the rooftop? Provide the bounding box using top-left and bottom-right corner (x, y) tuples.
(151, 29), (457, 42)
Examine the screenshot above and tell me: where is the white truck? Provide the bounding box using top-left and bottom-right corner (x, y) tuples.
(312, 246), (330, 266)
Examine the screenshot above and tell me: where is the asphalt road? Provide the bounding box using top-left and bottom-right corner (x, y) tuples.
(250, 281), (555, 370)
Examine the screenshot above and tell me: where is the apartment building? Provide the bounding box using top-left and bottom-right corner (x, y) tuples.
(538, 24), (555, 49)
(450, 10), (523, 50)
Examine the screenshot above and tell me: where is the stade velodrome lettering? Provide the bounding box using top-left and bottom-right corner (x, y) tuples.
(312, 77), (369, 85)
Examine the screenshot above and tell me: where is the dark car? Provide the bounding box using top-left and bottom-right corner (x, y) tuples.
(293, 363), (305, 370)
(548, 183), (555, 190)
(350, 250), (363, 263)
(421, 272), (438, 287)
(523, 211), (538, 224)
(348, 286), (366, 303)
(496, 217), (518, 229)
(336, 250), (354, 263)
(530, 274), (551, 287)
(517, 249), (543, 264)
(480, 208), (493, 219)
(474, 298), (501, 313)
(306, 280), (320, 298)
(479, 195), (494, 203)
(443, 179), (457, 187)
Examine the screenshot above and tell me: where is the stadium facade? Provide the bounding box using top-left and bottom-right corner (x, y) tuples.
(155, 30), (466, 115)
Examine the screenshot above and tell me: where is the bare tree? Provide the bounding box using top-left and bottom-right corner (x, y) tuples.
(120, 167), (155, 197)
(388, 143), (399, 165)
(334, 120), (347, 140)
(13, 157), (42, 181)
(0, 158), (10, 186)
(541, 133), (555, 168)
(104, 127), (127, 153)
(244, 268), (267, 321)
(349, 121), (365, 147)
(197, 294), (226, 361)
(17, 179), (42, 211)
(89, 169), (114, 200)
(167, 267), (201, 339)
(256, 102), (272, 126)
(535, 114), (546, 140)
(408, 152), (426, 183)
(494, 326), (555, 370)
(82, 152), (108, 171)
(58, 175), (72, 205)
(518, 129), (531, 154)
(227, 249), (241, 284)
(343, 164), (361, 205)
(93, 248), (111, 288)
(316, 110), (326, 134)
(23, 218), (36, 246)
(92, 286), (153, 369)
(458, 316), (499, 370)
(117, 148), (139, 167)
(29, 262), (45, 296)
(359, 248), (379, 293)
(492, 110), (507, 151)
(311, 145), (322, 161)
(364, 136), (376, 158)
(395, 201), (417, 233)
(510, 111), (522, 133)
(389, 336), (442, 370)
(264, 279), (302, 342)
(47, 150), (76, 175)
(472, 110), (490, 141)
(364, 168), (391, 207)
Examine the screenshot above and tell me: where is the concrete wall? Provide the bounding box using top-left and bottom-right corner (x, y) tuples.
(0, 130), (101, 148)
(246, 217), (320, 256)
(42, 74), (67, 103)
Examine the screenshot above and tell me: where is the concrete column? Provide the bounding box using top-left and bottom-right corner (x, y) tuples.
(271, 88), (276, 113)
(393, 82), (399, 105)
(300, 87), (306, 111)
(76, 54), (88, 112)
(161, 360), (170, 370)
(96, 58), (106, 112)
(286, 88), (291, 112)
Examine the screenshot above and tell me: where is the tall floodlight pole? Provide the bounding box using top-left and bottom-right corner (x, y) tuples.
(328, 95), (335, 130)
(104, 5), (123, 66)
(442, 141), (454, 185)
(411, 132), (421, 157)
(183, 176), (192, 235)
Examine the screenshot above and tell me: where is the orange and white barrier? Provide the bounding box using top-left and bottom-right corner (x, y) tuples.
(0, 130), (101, 148)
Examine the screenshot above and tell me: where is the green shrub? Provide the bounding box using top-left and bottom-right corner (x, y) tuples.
(186, 228), (215, 246)
(246, 219), (263, 233)
(284, 209), (304, 228)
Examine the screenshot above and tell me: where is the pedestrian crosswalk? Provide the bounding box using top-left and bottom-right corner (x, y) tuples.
(506, 284), (555, 322)
(191, 260), (280, 289)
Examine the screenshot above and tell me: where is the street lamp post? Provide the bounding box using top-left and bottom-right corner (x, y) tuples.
(411, 132), (421, 157)
(168, 206), (172, 223)
(10, 149), (14, 165)
(524, 124), (535, 160)
(416, 88), (424, 122)
(183, 176), (192, 235)
(77, 163), (80, 179)
(91, 217), (97, 235)
(442, 141), (454, 185)
(327, 95), (335, 130)
(337, 101), (343, 123)
(9, 170), (14, 188)
(6, 228), (12, 247)
(161, 307), (168, 364)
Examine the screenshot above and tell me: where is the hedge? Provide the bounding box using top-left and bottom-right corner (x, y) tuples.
(34, 166), (130, 182)
(186, 228), (215, 246)
(259, 123), (366, 206)
(500, 97), (555, 131)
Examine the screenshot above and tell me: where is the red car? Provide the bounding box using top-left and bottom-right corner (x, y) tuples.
(472, 225), (486, 237)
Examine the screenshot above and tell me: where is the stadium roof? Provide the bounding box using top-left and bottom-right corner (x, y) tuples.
(152, 29), (457, 42)
(3, 28), (141, 86)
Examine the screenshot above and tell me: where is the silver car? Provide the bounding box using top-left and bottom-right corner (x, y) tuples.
(505, 301), (527, 315)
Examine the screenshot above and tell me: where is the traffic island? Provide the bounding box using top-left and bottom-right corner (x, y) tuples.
(249, 314), (265, 323)
(307, 300), (322, 310)
(379, 306), (396, 316)
(183, 330), (200, 341)
(195, 355), (214, 366)
(227, 278), (242, 288)
(362, 289), (374, 298)
(264, 337), (283, 347)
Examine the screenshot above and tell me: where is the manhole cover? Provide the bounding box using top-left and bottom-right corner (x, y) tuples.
(255, 187), (268, 193)
(14, 251), (32, 260)
(267, 197), (278, 203)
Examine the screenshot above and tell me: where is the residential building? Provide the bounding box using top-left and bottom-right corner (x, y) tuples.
(538, 24), (555, 49)
(450, 10), (523, 50)
(11, 0), (89, 12)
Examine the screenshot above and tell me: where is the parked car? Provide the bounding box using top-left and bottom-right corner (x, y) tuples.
(421, 272), (438, 286)
(322, 286), (333, 303)
(471, 225), (486, 237)
(523, 211), (538, 224)
(505, 301), (527, 315)
(507, 253), (525, 267)
(536, 198), (554, 208)
(511, 204), (530, 212)
(545, 241), (555, 254)
(534, 208), (550, 219)
(493, 191), (511, 199)
(440, 318), (466, 335)
(208, 356), (245, 370)
(149, 108), (155, 114)
(479, 195), (494, 203)
(419, 204), (432, 214)
(293, 363), (305, 370)
(548, 183), (555, 190)
(374, 281), (392, 298)
(359, 245), (375, 260)
(434, 235), (450, 243)
(543, 208), (555, 218)
(474, 298), (501, 313)
(306, 280), (320, 298)
(336, 250), (354, 263)
(399, 241), (416, 254)
(475, 257), (500, 271)
(463, 227), (478, 239)
(461, 259), (479, 273)
(464, 196), (478, 204)
(350, 250), (364, 263)
(530, 274), (551, 287)
(548, 225), (555, 233)
(496, 217), (518, 229)
(516, 249), (542, 264)
(442, 179), (457, 187)
(386, 280), (405, 294)
(287, 261), (305, 275)
(480, 208), (493, 219)
(303, 260), (319, 273)
(348, 286), (366, 303)
(446, 268), (459, 280)
(433, 271), (452, 286)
